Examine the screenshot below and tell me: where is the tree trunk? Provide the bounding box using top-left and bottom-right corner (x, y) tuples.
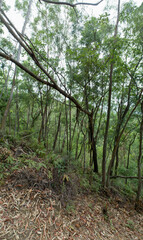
(88, 113), (98, 173)
(44, 109), (51, 150)
(1, 72), (16, 133)
(102, 68), (112, 185)
(15, 87), (20, 134)
(75, 130), (80, 160)
(125, 135), (136, 184)
(61, 127), (66, 153)
(114, 146), (119, 176)
(93, 139), (98, 173)
(53, 112), (61, 150)
(0, 64), (11, 99)
(71, 119), (77, 148)
(31, 107), (41, 128)
(65, 98), (69, 154)
(136, 101), (143, 204)
(83, 135), (86, 173)
(69, 99), (72, 153)
(27, 105), (31, 130)
(102, 0), (121, 187)
(0, 0), (2, 8)
(8, 110), (11, 134)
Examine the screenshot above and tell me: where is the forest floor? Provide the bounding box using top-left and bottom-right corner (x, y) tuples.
(0, 166), (143, 240)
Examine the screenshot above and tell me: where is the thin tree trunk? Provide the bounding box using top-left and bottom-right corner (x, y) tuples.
(102, 62), (113, 185)
(58, 121), (61, 152)
(44, 109), (51, 150)
(0, 0), (2, 8)
(69, 99), (72, 152)
(65, 98), (69, 154)
(0, 64), (11, 99)
(53, 112), (61, 150)
(71, 119), (77, 145)
(38, 103), (48, 143)
(31, 105), (41, 128)
(27, 105), (31, 130)
(44, 87), (49, 137)
(114, 146), (119, 176)
(83, 135), (86, 173)
(102, 0), (121, 187)
(75, 130), (80, 160)
(15, 87), (20, 134)
(77, 141), (84, 160)
(125, 144), (131, 185)
(95, 99), (104, 142)
(8, 110), (11, 134)
(84, 76), (98, 173)
(1, 72), (16, 132)
(136, 102), (143, 204)
(88, 113), (98, 173)
(125, 135), (136, 184)
(61, 127), (66, 153)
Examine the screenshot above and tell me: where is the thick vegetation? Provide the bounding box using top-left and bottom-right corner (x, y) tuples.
(0, 0), (143, 207)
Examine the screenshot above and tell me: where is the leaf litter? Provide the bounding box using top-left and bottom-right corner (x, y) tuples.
(0, 166), (143, 240)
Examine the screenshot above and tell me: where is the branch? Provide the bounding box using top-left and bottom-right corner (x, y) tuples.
(25, 36), (70, 94)
(0, 52), (54, 87)
(41, 0), (104, 8)
(110, 175), (143, 180)
(0, 51), (90, 116)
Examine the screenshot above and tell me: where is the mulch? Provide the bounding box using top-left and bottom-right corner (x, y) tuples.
(0, 167), (143, 240)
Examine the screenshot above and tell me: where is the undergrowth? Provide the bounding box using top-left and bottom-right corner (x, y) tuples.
(0, 136), (142, 202)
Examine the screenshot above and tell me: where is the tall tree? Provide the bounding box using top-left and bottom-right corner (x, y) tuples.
(136, 101), (143, 204)
(102, 0), (121, 187)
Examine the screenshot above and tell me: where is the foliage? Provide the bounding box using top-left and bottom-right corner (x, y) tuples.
(0, 0), (143, 201)
(126, 220), (135, 230)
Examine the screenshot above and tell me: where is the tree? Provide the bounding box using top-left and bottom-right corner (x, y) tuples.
(136, 101), (143, 205)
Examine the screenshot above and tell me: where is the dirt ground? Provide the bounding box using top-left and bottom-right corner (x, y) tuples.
(0, 168), (143, 240)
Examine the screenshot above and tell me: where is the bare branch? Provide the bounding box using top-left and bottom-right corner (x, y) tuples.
(40, 0), (103, 8)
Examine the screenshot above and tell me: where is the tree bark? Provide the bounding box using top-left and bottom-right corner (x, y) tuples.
(27, 105), (31, 130)
(125, 135), (136, 184)
(53, 112), (61, 150)
(64, 98), (69, 154)
(44, 109), (51, 150)
(15, 87), (20, 134)
(69, 99), (72, 153)
(0, 64), (11, 99)
(136, 101), (143, 204)
(61, 127), (66, 153)
(88, 113), (98, 173)
(102, 0), (120, 187)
